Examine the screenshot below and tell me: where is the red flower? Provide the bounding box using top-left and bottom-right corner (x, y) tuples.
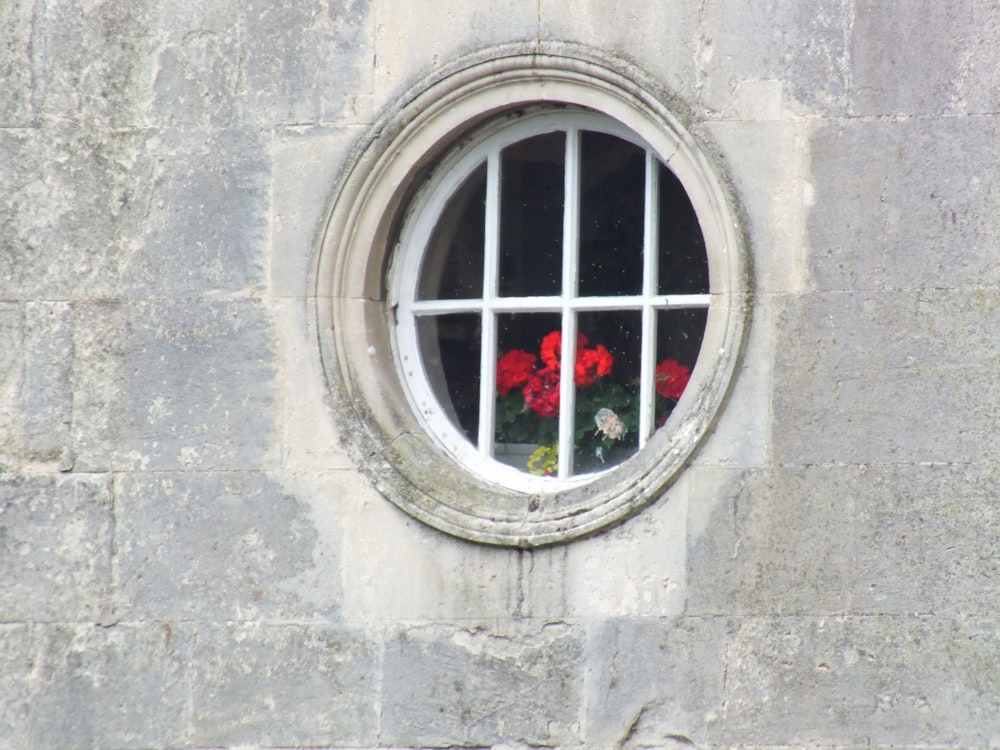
(539, 331), (589, 370)
(496, 349), (537, 396)
(575, 344), (614, 387)
(655, 359), (691, 401)
(523, 368), (561, 417)
(500, 331), (619, 419)
(539, 331), (612, 387)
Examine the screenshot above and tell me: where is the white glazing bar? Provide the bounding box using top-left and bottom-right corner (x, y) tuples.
(409, 293), (710, 316)
(639, 150), (659, 448)
(558, 128), (581, 478)
(563, 294), (710, 311)
(410, 296), (558, 315)
(489, 296), (564, 312)
(409, 298), (496, 315)
(477, 149), (501, 457)
(655, 293), (712, 309)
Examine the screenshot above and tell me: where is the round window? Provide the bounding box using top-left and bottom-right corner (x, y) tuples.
(391, 110), (710, 491)
(314, 46), (748, 546)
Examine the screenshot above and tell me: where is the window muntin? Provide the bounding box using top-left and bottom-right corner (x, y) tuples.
(392, 111), (711, 491)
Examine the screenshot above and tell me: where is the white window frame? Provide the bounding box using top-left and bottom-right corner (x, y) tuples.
(390, 110), (711, 492)
(313, 45), (749, 546)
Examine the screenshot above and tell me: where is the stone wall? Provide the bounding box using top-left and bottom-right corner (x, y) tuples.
(2, 0), (999, 748)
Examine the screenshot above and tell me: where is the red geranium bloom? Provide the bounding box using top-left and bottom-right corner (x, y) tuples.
(496, 349), (537, 396)
(575, 344), (614, 387)
(523, 367), (561, 417)
(655, 359), (691, 401)
(539, 331), (589, 370)
(539, 331), (612, 387)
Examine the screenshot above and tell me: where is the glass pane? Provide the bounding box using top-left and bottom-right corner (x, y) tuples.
(658, 163), (709, 294)
(654, 308), (707, 427)
(418, 163), (486, 300)
(573, 311), (643, 473)
(494, 312), (561, 474)
(415, 313), (481, 444)
(498, 132), (565, 297)
(579, 131), (645, 297)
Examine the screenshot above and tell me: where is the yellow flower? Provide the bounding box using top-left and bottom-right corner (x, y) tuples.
(527, 445), (558, 476)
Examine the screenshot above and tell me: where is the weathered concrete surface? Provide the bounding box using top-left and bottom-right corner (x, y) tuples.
(724, 615), (1000, 746)
(2, 0), (1000, 748)
(70, 299), (278, 472)
(584, 616), (728, 746)
(191, 622), (377, 746)
(381, 622), (585, 746)
(0, 474), (113, 622)
(24, 623), (192, 749)
(113, 471), (329, 621)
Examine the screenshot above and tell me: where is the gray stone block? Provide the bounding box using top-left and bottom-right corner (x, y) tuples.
(775, 289), (1000, 380)
(338, 486), (526, 620)
(191, 622), (376, 747)
(698, 0), (853, 117)
(774, 369), (994, 465)
(850, 0), (1000, 117)
(879, 117), (1000, 290)
(71, 299), (277, 471)
(704, 122), (809, 296)
(0, 0), (35, 127)
(39, 0), (160, 129)
(0, 126), (138, 300)
(852, 463), (1000, 616)
(805, 118), (891, 292)
(807, 116), (1000, 292)
(21, 302), (72, 466)
(686, 467), (741, 616)
(690, 297), (772, 468)
(149, 0), (243, 128)
(271, 126), (357, 298)
(0, 625), (32, 750)
(38, 0), (373, 129)
(722, 615), (1000, 746)
(772, 291), (1000, 465)
(27, 622), (191, 750)
(0, 123), (268, 300)
(0, 474), (112, 622)
(120, 127), (270, 297)
(584, 617), (727, 747)
(688, 464), (999, 619)
(381, 622), (585, 747)
(0, 304), (22, 469)
(370, 0), (539, 111)
(115, 471), (330, 621)
(539, 0), (701, 105)
(240, 0), (373, 125)
(731, 467), (860, 616)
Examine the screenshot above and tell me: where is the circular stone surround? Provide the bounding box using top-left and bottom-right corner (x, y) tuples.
(312, 43), (750, 547)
